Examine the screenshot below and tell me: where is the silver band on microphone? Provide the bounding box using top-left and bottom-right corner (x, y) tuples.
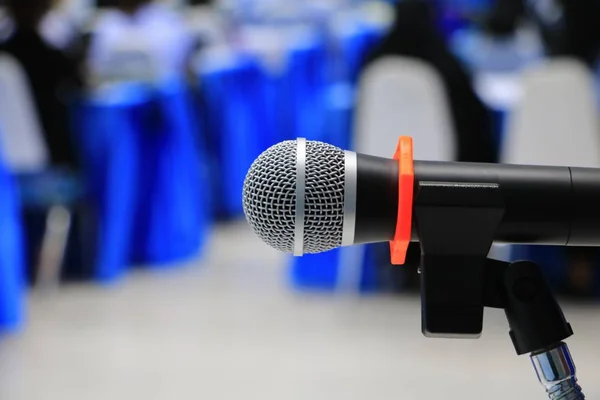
(341, 151), (357, 247)
(294, 138), (307, 256)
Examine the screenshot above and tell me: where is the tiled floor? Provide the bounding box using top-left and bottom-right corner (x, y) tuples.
(0, 222), (599, 400)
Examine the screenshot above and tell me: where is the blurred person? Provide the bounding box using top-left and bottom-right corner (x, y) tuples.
(0, 6), (14, 42)
(485, 0), (600, 67)
(89, 0), (196, 83)
(40, 2), (84, 53)
(361, 0), (498, 292)
(363, 0), (498, 164)
(0, 0), (82, 169)
(364, 0), (497, 267)
(484, 0), (526, 38)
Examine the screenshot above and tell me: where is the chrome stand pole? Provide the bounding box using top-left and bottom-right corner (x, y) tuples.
(531, 342), (584, 400)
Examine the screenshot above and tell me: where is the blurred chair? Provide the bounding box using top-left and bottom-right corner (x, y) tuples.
(284, 33), (329, 142)
(291, 56), (456, 292)
(0, 54), (49, 172)
(352, 56), (455, 289)
(502, 58), (600, 166)
(0, 53), (78, 289)
(502, 58), (600, 286)
(199, 50), (270, 218)
(355, 56), (455, 160)
(76, 80), (209, 273)
(73, 85), (142, 281)
(128, 81), (210, 264)
(0, 56), (26, 327)
(0, 132), (25, 332)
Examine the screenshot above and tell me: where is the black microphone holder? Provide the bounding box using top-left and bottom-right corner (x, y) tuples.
(414, 179), (584, 399)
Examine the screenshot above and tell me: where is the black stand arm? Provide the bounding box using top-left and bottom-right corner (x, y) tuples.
(485, 259), (584, 399)
(414, 180), (584, 399)
(484, 259), (573, 354)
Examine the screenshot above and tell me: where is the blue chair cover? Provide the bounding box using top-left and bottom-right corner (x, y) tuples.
(323, 82), (355, 149)
(0, 155), (25, 331)
(129, 81), (209, 265)
(290, 246), (378, 292)
(74, 85), (143, 282)
(288, 34), (379, 292)
(290, 250), (341, 290)
(282, 39), (329, 142)
(201, 56), (270, 217)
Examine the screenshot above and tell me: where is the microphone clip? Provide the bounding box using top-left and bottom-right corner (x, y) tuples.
(414, 172), (583, 398)
(414, 179), (572, 352)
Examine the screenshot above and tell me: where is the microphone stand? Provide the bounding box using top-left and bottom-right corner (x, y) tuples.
(413, 180), (584, 399)
(484, 259), (583, 399)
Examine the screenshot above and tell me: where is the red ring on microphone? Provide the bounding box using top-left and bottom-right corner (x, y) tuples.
(390, 136), (414, 265)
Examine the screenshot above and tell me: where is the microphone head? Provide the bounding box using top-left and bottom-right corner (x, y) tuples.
(242, 139), (346, 254)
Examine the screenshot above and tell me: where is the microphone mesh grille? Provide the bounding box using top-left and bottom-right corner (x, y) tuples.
(242, 139), (346, 254)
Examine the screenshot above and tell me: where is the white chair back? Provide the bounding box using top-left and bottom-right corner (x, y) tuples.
(502, 58), (600, 167)
(340, 57), (455, 291)
(355, 56), (455, 161)
(0, 54), (49, 171)
(499, 58), (600, 263)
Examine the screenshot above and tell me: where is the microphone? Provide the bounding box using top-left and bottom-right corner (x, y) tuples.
(242, 137), (600, 263)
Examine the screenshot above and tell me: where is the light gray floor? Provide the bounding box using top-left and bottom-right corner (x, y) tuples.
(1, 222), (599, 400)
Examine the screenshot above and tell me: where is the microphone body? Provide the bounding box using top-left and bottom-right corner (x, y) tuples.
(242, 138), (600, 257)
(356, 154), (600, 247)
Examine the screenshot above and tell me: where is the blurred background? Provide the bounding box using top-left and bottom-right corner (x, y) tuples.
(0, 0), (599, 398)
